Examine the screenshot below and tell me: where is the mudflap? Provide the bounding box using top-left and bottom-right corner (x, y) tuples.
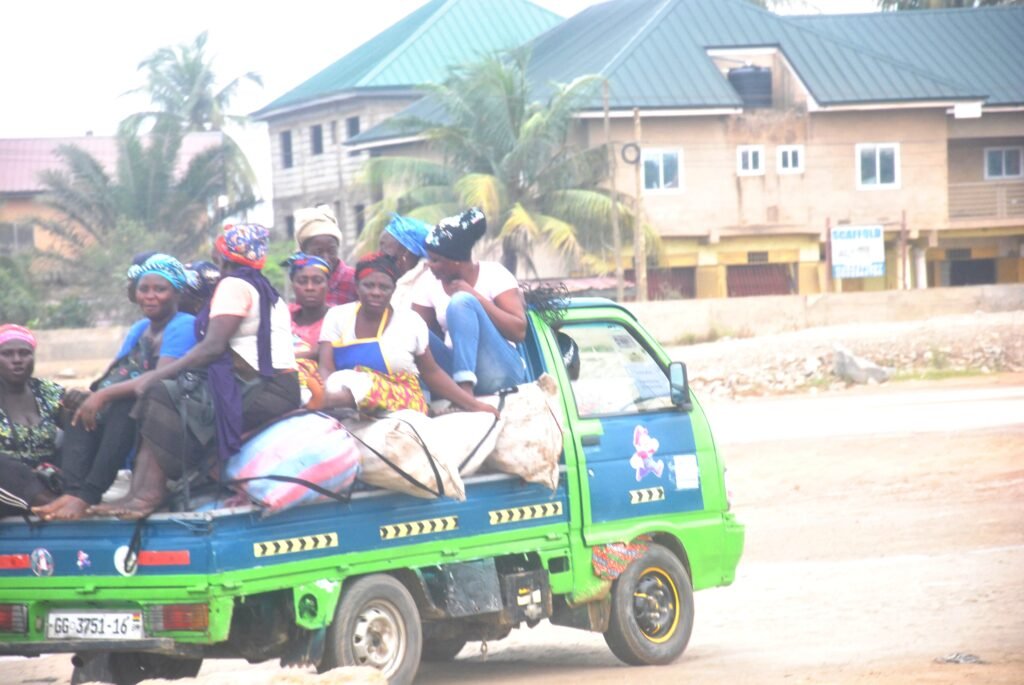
(280, 627), (326, 668)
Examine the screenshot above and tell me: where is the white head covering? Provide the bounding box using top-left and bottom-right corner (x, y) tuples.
(294, 205), (343, 249)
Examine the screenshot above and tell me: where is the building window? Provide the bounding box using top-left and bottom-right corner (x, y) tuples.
(354, 204), (366, 236)
(984, 147), (1022, 180)
(777, 145), (804, 174)
(310, 124), (324, 155)
(737, 145), (765, 176)
(856, 143), (900, 189)
(642, 149), (682, 191)
(285, 215), (295, 238)
(280, 131), (293, 169)
(0, 222), (34, 252)
(346, 116), (360, 140)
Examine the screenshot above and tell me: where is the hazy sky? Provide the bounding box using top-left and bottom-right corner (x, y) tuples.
(0, 0), (877, 219)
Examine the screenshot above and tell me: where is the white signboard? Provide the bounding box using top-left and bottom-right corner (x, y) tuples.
(831, 225), (885, 279)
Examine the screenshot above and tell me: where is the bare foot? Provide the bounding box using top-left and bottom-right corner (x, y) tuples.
(33, 494), (90, 521)
(88, 496), (162, 520)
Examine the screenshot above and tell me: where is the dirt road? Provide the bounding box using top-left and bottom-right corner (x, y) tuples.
(3, 374), (1022, 684)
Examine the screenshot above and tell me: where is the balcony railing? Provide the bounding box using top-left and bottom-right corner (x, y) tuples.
(948, 181), (1024, 221)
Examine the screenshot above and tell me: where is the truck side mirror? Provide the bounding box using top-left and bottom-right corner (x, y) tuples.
(669, 361), (692, 412)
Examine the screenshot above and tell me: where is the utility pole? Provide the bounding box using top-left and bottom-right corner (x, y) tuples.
(899, 210), (909, 290)
(632, 108), (647, 302)
(603, 81), (624, 301)
(824, 216), (834, 293)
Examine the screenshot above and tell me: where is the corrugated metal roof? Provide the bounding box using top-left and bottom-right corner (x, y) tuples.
(538, 0), (986, 109)
(793, 7), (1024, 106)
(0, 133), (224, 194)
(252, 0), (562, 118)
(353, 0), (1018, 145)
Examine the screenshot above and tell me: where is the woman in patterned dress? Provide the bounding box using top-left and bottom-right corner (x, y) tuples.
(0, 324), (66, 515)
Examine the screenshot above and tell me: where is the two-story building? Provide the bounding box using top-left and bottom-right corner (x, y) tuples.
(250, 0), (561, 252)
(350, 0), (1024, 298)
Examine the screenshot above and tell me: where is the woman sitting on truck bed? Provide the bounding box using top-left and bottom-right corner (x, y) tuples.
(91, 224), (300, 520)
(0, 325), (67, 516)
(412, 208), (527, 396)
(34, 254), (197, 521)
(378, 213), (430, 312)
(283, 252), (331, 408)
(318, 252), (496, 417)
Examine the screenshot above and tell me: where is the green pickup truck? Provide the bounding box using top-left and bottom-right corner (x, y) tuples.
(0, 298), (744, 685)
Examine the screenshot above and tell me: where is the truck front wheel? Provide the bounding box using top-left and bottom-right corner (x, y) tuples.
(321, 574), (423, 685)
(603, 543), (694, 666)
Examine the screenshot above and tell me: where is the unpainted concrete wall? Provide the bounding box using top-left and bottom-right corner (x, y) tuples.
(625, 283), (1024, 345)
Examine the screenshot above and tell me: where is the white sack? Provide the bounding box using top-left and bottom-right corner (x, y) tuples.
(353, 410), (503, 500)
(480, 373), (564, 490)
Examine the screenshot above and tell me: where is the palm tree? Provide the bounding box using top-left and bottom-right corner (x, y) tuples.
(32, 123), (239, 319)
(357, 49), (644, 276)
(123, 31), (263, 211)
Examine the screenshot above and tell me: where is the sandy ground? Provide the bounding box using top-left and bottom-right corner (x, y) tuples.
(2, 374), (1022, 684)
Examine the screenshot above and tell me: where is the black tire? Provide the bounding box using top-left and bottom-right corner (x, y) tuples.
(422, 636), (468, 661)
(320, 574), (423, 685)
(603, 543), (694, 666)
(71, 652), (202, 685)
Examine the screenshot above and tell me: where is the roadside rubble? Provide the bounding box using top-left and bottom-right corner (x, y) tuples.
(666, 310), (1024, 399)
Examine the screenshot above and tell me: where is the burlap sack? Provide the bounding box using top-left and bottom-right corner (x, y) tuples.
(353, 410), (503, 500)
(479, 373), (564, 490)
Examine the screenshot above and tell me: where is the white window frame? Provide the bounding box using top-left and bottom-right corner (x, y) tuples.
(856, 143), (900, 190)
(641, 148), (684, 193)
(777, 145), (804, 174)
(736, 145), (765, 176)
(983, 146), (1023, 180)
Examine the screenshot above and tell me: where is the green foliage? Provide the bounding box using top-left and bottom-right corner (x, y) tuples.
(0, 257), (92, 329)
(357, 48), (643, 276)
(0, 256), (38, 325)
(261, 239), (297, 295)
(36, 297), (92, 330)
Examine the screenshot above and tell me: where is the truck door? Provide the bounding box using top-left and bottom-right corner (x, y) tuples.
(555, 318), (703, 542)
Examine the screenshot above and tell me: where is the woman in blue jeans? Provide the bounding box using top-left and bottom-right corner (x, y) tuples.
(412, 208), (526, 396)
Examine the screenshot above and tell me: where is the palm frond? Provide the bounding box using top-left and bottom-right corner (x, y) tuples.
(453, 174), (505, 224)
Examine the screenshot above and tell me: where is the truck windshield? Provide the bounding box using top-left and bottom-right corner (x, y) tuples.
(558, 321), (672, 417)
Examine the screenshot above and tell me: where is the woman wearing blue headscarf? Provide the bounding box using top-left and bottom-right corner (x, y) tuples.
(34, 254), (197, 521)
(379, 213), (431, 312)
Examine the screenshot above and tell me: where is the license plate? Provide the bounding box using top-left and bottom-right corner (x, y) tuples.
(46, 611), (143, 640)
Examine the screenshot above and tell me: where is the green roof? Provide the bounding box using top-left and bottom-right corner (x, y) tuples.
(526, 0), (990, 109)
(353, 0), (1021, 145)
(793, 7), (1024, 107)
(252, 0), (562, 118)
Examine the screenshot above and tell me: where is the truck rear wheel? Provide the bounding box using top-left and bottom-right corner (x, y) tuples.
(71, 652), (202, 685)
(603, 544), (694, 666)
(321, 574), (422, 685)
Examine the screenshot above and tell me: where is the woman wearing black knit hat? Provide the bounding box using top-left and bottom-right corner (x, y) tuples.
(412, 208), (527, 396)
